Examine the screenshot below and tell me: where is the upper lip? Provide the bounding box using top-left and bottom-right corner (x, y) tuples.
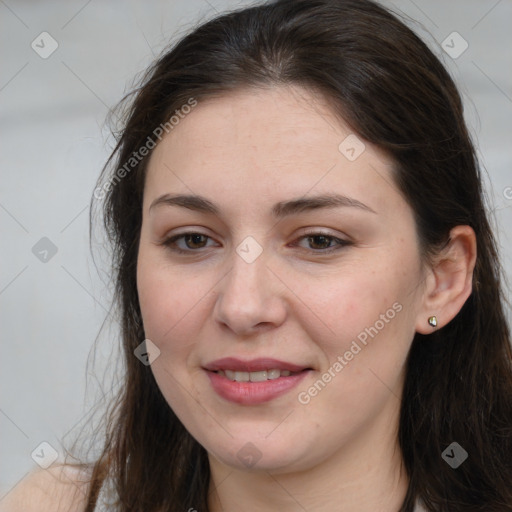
(203, 357), (310, 373)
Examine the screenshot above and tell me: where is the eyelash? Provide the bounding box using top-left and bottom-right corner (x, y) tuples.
(161, 231), (351, 255)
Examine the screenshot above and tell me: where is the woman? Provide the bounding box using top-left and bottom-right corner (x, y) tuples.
(4, 0), (511, 510)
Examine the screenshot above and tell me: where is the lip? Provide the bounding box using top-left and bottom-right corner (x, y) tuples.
(203, 357), (309, 373)
(205, 370), (311, 405)
(203, 358), (313, 405)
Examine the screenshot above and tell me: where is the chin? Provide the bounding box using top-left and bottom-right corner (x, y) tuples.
(204, 435), (313, 473)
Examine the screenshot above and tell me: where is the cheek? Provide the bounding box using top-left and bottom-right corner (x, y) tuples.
(288, 252), (419, 396)
(136, 254), (209, 406)
(136, 249), (205, 349)
(291, 268), (414, 430)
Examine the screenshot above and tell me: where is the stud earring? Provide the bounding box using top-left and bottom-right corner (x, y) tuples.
(428, 316), (437, 327)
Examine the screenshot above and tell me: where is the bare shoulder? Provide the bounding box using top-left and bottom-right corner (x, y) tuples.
(0, 464), (92, 512)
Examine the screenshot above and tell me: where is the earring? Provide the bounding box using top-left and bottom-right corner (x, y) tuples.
(428, 316), (437, 327)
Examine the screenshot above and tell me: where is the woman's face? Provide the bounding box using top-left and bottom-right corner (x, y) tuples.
(137, 86), (428, 473)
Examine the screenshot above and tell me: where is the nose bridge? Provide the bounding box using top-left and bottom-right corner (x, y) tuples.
(214, 235), (285, 333)
(224, 235), (268, 302)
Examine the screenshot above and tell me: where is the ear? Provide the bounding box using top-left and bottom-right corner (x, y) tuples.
(415, 225), (477, 334)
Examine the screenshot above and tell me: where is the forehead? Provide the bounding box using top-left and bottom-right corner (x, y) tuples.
(144, 86), (403, 218)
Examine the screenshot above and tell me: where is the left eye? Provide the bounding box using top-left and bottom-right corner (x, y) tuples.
(293, 233), (350, 252)
(162, 232), (350, 254)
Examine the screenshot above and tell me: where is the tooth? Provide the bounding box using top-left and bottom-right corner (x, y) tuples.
(249, 370), (268, 382)
(224, 369), (236, 380)
(234, 371), (250, 382)
(220, 368), (298, 382)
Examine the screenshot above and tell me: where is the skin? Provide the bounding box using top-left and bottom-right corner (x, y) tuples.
(136, 85), (476, 512)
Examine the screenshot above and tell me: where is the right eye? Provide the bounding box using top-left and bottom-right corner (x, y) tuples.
(161, 232), (217, 254)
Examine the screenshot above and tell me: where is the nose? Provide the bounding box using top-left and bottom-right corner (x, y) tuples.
(213, 245), (287, 337)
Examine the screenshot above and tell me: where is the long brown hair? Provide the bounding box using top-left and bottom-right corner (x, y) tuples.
(73, 0), (512, 510)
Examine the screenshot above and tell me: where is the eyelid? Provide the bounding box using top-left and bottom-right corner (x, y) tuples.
(296, 227), (348, 239)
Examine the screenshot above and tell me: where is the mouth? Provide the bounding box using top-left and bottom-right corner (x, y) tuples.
(203, 357), (312, 377)
(203, 357), (313, 404)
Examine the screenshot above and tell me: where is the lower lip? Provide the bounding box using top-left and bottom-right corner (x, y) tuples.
(205, 370), (311, 405)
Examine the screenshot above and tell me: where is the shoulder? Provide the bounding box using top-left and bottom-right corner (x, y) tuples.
(0, 464), (92, 512)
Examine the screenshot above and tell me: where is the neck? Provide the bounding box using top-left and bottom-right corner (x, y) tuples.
(207, 397), (409, 512)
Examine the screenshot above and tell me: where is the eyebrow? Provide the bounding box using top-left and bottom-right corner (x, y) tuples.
(149, 192), (377, 217)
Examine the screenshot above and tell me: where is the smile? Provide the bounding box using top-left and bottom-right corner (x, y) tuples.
(216, 369), (299, 381)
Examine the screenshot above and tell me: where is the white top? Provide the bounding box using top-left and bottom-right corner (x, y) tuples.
(93, 479), (430, 511)
(414, 501), (428, 512)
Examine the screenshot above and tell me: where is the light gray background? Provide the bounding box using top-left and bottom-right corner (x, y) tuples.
(1, 0), (511, 500)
